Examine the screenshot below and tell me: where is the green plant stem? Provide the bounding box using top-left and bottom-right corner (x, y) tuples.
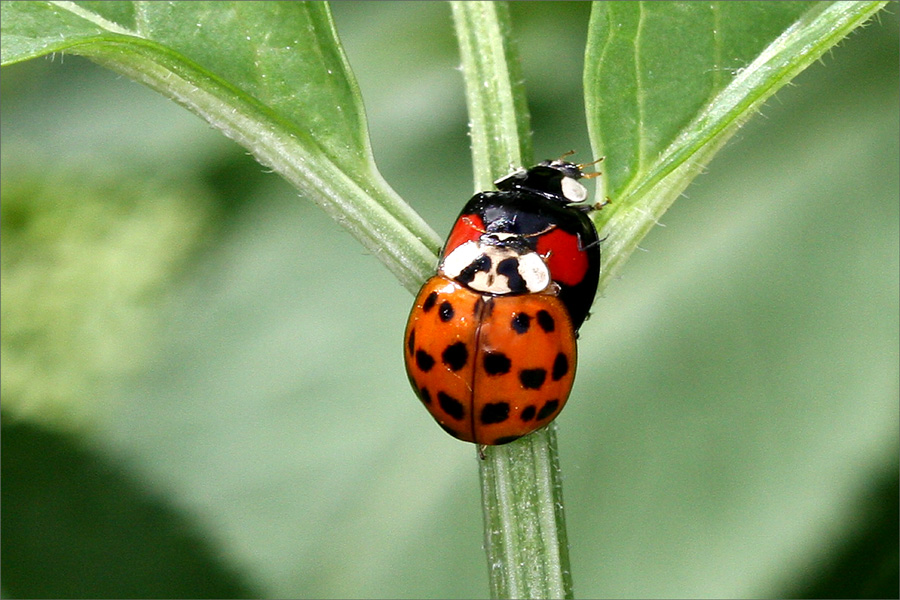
(451, 2), (574, 598)
(451, 0), (532, 189)
(479, 423), (574, 600)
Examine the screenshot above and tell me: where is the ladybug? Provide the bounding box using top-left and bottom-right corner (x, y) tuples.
(404, 157), (602, 445)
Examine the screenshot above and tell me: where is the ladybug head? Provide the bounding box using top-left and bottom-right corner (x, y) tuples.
(494, 154), (602, 205)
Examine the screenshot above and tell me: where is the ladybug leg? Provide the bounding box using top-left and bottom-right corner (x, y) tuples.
(577, 156), (605, 172)
(478, 444), (487, 460)
(578, 232), (605, 251)
(572, 196), (611, 214)
(579, 234), (610, 251)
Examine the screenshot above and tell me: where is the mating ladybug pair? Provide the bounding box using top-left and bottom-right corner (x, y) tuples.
(404, 156), (603, 445)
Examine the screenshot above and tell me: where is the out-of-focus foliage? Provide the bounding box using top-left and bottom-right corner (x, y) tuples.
(1, 170), (213, 428)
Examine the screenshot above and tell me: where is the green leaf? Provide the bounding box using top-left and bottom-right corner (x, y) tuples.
(584, 0), (888, 288)
(0, 0), (441, 291)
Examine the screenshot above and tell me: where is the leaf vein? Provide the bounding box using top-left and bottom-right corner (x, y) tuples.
(49, 0), (139, 37)
(712, 2), (723, 94)
(633, 1), (647, 171)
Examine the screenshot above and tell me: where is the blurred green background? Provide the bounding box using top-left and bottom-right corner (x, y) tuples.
(1, 2), (897, 598)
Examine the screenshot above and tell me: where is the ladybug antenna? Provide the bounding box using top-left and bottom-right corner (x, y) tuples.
(578, 156), (605, 179)
(557, 149), (577, 162)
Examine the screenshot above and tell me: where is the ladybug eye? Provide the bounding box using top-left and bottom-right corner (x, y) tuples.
(561, 176), (588, 203)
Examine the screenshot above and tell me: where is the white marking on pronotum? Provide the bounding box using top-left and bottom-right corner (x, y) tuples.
(440, 241), (551, 295)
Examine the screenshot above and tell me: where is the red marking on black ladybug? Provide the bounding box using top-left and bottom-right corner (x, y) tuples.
(440, 159), (601, 330)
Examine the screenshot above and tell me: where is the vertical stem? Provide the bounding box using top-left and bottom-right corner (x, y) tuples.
(480, 423), (574, 599)
(450, 1), (532, 188)
(450, 3), (574, 598)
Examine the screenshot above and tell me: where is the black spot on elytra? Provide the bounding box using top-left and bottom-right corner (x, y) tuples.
(496, 257), (527, 293)
(480, 402), (510, 425)
(511, 312), (531, 334)
(438, 391), (465, 420)
(520, 405), (536, 421)
(493, 435), (522, 445)
(552, 353), (569, 381)
(422, 291), (438, 312)
(519, 368), (547, 390)
(537, 399), (560, 420)
(439, 422), (464, 439)
(537, 310), (555, 332)
(419, 387), (432, 405)
(415, 350), (435, 372)
(483, 351), (511, 375)
(407, 329), (415, 356)
(439, 301), (454, 322)
(456, 254), (492, 286)
(442, 342), (469, 371)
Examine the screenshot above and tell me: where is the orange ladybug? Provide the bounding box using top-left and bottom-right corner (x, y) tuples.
(405, 276), (576, 445)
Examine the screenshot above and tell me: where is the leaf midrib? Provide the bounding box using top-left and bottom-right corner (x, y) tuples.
(51, 1), (138, 37)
